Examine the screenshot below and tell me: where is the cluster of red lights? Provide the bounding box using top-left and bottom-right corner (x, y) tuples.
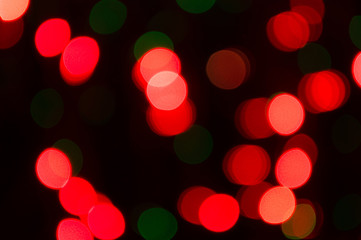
(35, 148), (125, 240)
(132, 47), (196, 136)
(35, 18), (100, 86)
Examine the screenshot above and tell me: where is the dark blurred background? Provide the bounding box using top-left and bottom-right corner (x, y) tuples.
(2, 0), (361, 239)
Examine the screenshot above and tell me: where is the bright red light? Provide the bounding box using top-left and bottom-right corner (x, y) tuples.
(199, 194), (240, 232)
(87, 203), (125, 240)
(284, 133), (318, 165)
(57, 218), (93, 240)
(291, 6), (322, 42)
(177, 186), (216, 225)
(0, 0), (30, 22)
(223, 145), (271, 185)
(0, 18), (23, 49)
(235, 98), (274, 139)
(133, 48), (181, 91)
(236, 182), (272, 220)
(146, 71), (188, 110)
(290, 0), (325, 19)
(298, 70), (349, 113)
(275, 148), (312, 189)
(35, 18), (71, 57)
(267, 11), (310, 52)
(267, 93), (305, 136)
(259, 186), (296, 224)
(36, 148), (72, 189)
(60, 36), (99, 86)
(59, 177), (97, 216)
(146, 98), (195, 136)
(352, 52), (361, 89)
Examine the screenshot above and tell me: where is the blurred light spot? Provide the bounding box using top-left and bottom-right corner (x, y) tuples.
(0, 0), (30, 21)
(282, 202), (316, 239)
(174, 125), (213, 164)
(78, 85), (115, 125)
(59, 177), (97, 216)
(89, 0), (127, 34)
(350, 16), (361, 49)
(147, 10), (189, 44)
(267, 11), (309, 52)
(283, 133), (318, 165)
(333, 194), (361, 231)
(217, 0), (252, 13)
(298, 70), (350, 113)
(36, 148), (71, 189)
(60, 36), (100, 86)
(88, 203), (125, 239)
(290, 0), (325, 19)
(352, 52), (361, 88)
(223, 145), (270, 185)
(146, 71), (187, 110)
(332, 115), (361, 154)
(35, 18), (71, 57)
(306, 201), (324, 238)
(206, 49), (250, 90)
(57, 218), (93, 240)
(134, 47), (181, 92)
(291, 6), (323, 42)
(146, 98), (196, 136)
(176, 0), (216, 14)
(276, 148), (312, 189)
(177, 186), (215, 225)
(138, 207), (178, 240)
(297, 43), (331, 74)
(30, 88), (64, 128)
(199, 194), (239, 232)
(236, 182), (272, 220)
(259, 186), (296, 224)
(133, 31), (173, 60)
(0, 18), (23, 49)
(53, 139), (83, 176)
(235, 97), (274, 139)
(267, 93), (304, 136)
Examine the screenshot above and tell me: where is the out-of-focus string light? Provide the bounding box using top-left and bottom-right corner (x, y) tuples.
(57, 218), (93, 240)
(297, 43), (331, 74)
(0, 0), (30, 22)
(0, 18), (23, 49)
(283, 133), (318, 165)
(133, 31), (174, 60)
(176, 0), (216, 14)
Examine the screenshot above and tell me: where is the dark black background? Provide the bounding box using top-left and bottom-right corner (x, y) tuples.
(2, 0), (361, 239)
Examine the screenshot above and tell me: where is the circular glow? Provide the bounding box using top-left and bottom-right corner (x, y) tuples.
(0, 18), (23, 49)
(176, 0), (216, 14)
(89, 0), (127, 34)
(199, 194), (240, 232)
(134, 47), (181, 91)
(236, 182), (272, 220)
(35, 18), (71, 57)
(350, 16), (361, 50)
(146, 98), (196, 136)
(267, 11), (310, 52)
(57, 218), (93, 240)
(276, 148), (312, 189)
(53, 139), (83, 176)
(284, 134), (318, 165)
(206, 49), (250, 90)
(88, 203), (125, 239)
(282, 203), (316, 239)
(0, 0), (30, 21)
(259, 186), (296, 225)
(177, 186), (215, 225)
(297, 43), (331, 74)
(60, 36), (100, 86)
(138, 208), (178, 240)
(133, 31), (174, 60)
(290, 0), (325, 19)
(267, 93), (305, 136)
(59, 177), (97, 216)
(235, 98), (274, 139)
(36, 148), (72, 189)
(298, 70), (349, 113)
(223, 145), (271, 185)
(352, 52), (361, 88)
(30, 88), (64, 128)
(146, 71), (188, 110)
(174, 125), (213, 164)
(291, 6), (322, 42)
